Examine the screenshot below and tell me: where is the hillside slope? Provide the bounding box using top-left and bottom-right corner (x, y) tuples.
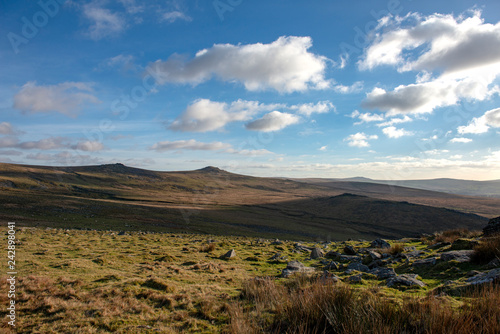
(0, 162), (494, 240)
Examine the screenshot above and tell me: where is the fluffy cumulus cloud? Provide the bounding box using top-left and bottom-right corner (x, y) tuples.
(458, 107), (500, 134)
(245, 111), (300, 132)
(290, 101), (334, 116)
(169, 99), (332, 132)
(168, 99), (279, 132)
(13, 82), (100, 116)
(148, 36), (331, 93)
(360, 11), (500, 115)
(150, 139), (271, 156)
(344, 132), (378, 148)
(382, 126), (414, 138)
(450, 137), (473, 143)
(72, 140), (105, 152)
(350, 110), (385, 124)
(83, 2), (126, 40)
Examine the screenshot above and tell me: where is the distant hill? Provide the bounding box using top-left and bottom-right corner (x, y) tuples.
(299, 177), (500, 198)
(0, 162), (496, 240)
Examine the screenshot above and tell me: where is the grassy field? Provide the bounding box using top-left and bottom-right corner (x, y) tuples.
(2, 227), (499, 333)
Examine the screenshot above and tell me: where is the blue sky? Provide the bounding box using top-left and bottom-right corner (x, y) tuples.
(1, 0), (500, 180)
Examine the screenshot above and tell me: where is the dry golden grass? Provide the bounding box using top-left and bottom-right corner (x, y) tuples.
(472, 234), (500, 264)
(231, 276), (500, 334)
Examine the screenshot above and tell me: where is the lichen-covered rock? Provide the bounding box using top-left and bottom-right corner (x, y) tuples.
(466, 269), (500, 286)
(412, 257), (437, 267)
(370, 239), (391, 249)
(310, 247), (324, 259)
(450, 238), (479, 250)
(387, 274), (426, 288)
(440, 250), (474, 263)
(281, 261), (315, 278)
(347, 262), (369, 272)
(483, 216), (500, 236)
(220, 249), (236, 259)
(369, 267), (397, 279)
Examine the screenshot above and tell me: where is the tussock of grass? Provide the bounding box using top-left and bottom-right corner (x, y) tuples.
(429, 228), (479, 244)
(472, 235), (500, 264)
(230, 276), (500, 334)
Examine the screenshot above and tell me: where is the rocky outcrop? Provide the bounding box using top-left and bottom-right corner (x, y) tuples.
(440, 250), (474, 263)
(483, 216), (500, 236)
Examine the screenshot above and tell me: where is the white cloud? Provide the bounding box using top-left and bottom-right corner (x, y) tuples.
(83, 2), (126, 40)
(333, 81), (363, 94)
(147, 36), (331, 93)
(169, 99), (333, 132)
(17, 137), (70, 150)
(458, 107), (500, 134)
(162, 11), (192, 23)
(169, 99), (279, 132)
(150, 139), (272, 156)
(290, 101), (334, 116)
(245, 111), (300, 132)
(345, 132), (378, 148)
(25, 151), (102, 165)
(73, 140), (104, 152)
(376, 115), (413, 127)
(0, 122), (15, 135)
(382, 126), (414, 138)
(450, 137), (473, 143)
(360, 11), (500, 115)
(319, 145), (328, 151)
(13, 82), (100, 116)
(362, 77), (495, 115)
(151, 139), (231, 152)
(350, 110), (385, 124)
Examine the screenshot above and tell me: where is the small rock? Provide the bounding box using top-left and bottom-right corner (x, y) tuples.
(387, 274), (426, 288)
(325, 251), (340, 259)
(220, 249), (236, 259)
(450, 238), (479, 250)
(483, 216), (500, 237)
(118, 231), (126, 236)
(324, 261), (339, 271)
(271, 239), (283, 245)
(347, 262), (369, 272)
(428, 242), (451, 250)
(367, 250), (382, 261)
(487, 258), (500, 269)
(466, 268), (500, 285)
(339, 255), (362, 262)
(370, 239), (391, 249)
(343, 245), (357, 255)
(440, 250), (474, 263)
(412, 257), (437, 267)
(310, 247), (324, 259)
(346, 274), (363, 283)
(269, 252), (287, 262)
(281, 261), (315, 278)
(405, 250), (425, 258)
(369, 267), (397, 279)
